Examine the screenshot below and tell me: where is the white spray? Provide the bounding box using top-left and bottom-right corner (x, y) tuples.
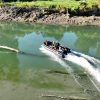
(40, 46), (82, 87)
(65, 51), (100, 83)
(65, 51), (100, 92)
(40, 46), (100, 91)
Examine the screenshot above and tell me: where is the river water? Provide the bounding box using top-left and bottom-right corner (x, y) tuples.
(0, 22), (100, 100)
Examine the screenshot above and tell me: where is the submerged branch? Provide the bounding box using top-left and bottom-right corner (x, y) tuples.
(0, 45), (19, 53)
(42, 94), (87, 100)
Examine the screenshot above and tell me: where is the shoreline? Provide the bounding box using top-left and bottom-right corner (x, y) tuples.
(0, 6), (100, 26)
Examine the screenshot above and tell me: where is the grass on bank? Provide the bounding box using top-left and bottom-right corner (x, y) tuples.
(0, 0), (100, 10)
(0, 1), (80, 10)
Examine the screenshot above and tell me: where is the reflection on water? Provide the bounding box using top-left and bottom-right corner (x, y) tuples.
(0, 22), (100, 99)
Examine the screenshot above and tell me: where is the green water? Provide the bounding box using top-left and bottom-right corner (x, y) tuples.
(0, 22), (100, 100)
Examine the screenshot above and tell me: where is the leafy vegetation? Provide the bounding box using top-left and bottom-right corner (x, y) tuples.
(0, 0), (100, 10)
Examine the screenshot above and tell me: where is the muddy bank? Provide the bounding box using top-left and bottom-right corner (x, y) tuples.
(0, 5), (100, 25)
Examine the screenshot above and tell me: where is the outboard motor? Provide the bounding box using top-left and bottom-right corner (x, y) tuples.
(62, 47), (71, 58)
(62, 53), (65, 58)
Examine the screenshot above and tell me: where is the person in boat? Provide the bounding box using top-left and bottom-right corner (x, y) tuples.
(63, 48), (68, 55)
(44, 40), (52, 46)
(51, 41), (56, 49)
(58, 46), (70, 58)
(52, 41), (60, 50)
(55, 42), (60, 50)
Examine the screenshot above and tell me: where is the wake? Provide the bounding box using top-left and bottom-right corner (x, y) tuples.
(66, 51), (100, 83)
(40, 46), (84, 87)
(40, 46), (73, 73)
(40, 46), (100, 92)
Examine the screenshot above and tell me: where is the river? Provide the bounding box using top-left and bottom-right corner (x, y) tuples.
(0, 22), (100, 100)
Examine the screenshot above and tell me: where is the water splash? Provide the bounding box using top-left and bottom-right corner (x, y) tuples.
(40, 46), (100, 91)
(40, 46), (82, 87)
(64, 51), (100, 92)
(40, 45), (73, 73)
(72, 51), (100, 67)
(65, 51), (100, 84)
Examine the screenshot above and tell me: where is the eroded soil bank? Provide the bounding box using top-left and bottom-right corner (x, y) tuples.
(0, 5), (100, 25)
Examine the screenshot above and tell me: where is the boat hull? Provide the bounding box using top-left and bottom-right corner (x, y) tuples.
(42, 44), (66, 58)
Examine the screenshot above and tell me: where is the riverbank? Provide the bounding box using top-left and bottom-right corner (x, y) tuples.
(0, 5), (100, 26)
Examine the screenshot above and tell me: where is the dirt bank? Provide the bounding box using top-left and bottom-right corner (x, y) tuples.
(0, 5), (100, 25)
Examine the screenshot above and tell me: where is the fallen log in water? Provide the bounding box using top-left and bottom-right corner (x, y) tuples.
(42, 94), (87, 100)
(0, 46), (19, 53)
(0, 45), (35, 56)
(0, 45), (45, 57)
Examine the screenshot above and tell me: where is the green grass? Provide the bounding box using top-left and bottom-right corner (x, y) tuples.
(87, 0), (100, 8)
(0, 1), (80, 10)
(0, 0), (100, 10)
